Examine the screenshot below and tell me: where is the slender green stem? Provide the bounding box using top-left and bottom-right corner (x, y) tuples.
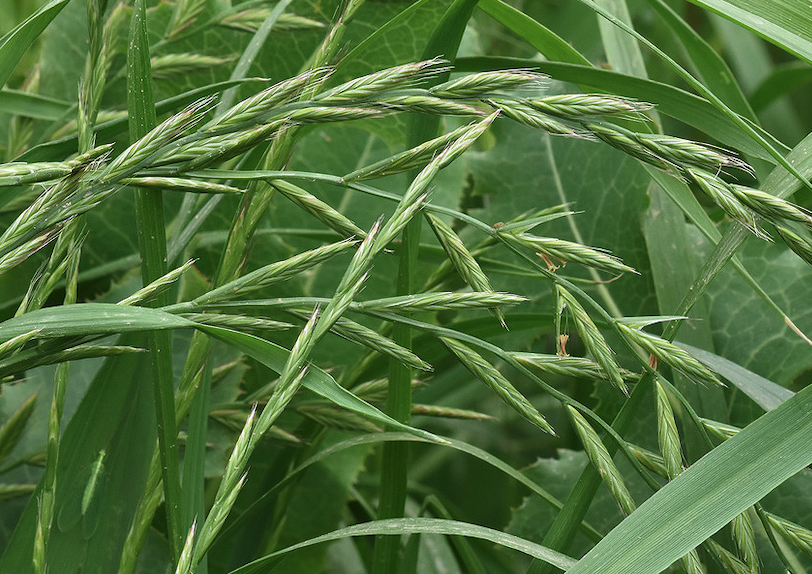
(372, 216), (420, 573)
(128, 0), (183, 562)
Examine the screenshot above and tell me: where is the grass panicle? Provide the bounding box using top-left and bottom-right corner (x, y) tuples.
(731, 185), (812, 227)
(628, 444), (669, 478)
(296, 312), (432, 372)
(174, 520), (197, 574)
(701, 418), (740, 441)
(166, 0), (206, 38)
(429, 70), (547, 98)
(527, 94), (654, 118)
(774, 225), (812, 266)
(150, 53), (234, 79)
(318, 58), (447, 103)
(687, 169), (760, 234)
(680, 549), (707, 574)
(514, 352), (639, 383)
(209, 68), (334, 129)
(180, 313), (293, 331)
(730, 509), (759, 573)
(219, 9), (324, 33)
(655, 381), (683, 479)
(440, 336), (554, 435)
(0, 393), (38, 466)
(121, 177), (245, 195)
(616, 323), (722, 387)
(411, 404), (494, 421)
(766, 513), (812, 557)
(707, 539), (752, 574)
(104, 97), (215, 180)
(191, 238), (356, 305)
(357, 291), (526, 313)
(118, 260), (196, 307)
(343, 123), (475, 181)
(566, 405), (636, 516)
(271, 179), (366, 239)
(425, 212), (507, 327)
(556, 286), (626, 394)
(502, 232), (637, 275)
(0, 329), (40, 360)
(490, 100), (591, 138)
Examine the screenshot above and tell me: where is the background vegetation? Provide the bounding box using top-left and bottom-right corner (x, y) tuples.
(1, 0), (811, 573)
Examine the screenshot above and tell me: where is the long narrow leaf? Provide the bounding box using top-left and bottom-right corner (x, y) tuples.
(0, 0), (69, 88)
(228, 518), (577, 574)
(684, 0), (812, 65)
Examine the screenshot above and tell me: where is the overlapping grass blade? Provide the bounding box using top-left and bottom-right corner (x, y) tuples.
(684, 0), (812, 65)
(0, 0), (69, 88)
(228, 518), (576, 574)
(564, 382), (812, 574)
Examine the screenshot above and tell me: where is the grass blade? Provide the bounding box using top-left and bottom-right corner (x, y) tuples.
(477, 0), (591, 66)
(0, 0), (69, 88)
(684, 0), (812, 65)
(228, 518), (577, 574)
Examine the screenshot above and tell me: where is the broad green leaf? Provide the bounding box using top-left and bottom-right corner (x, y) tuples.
(565, 381), (812, 574)
(684, 0), (812, 65)
(0, 0), (70, 88)
(698, 237), (812, 387)
(508, 450), (656, 558)
(676, 342), (794, 411)
(227, 518), (577, 574)
(0, 345), (158, 574)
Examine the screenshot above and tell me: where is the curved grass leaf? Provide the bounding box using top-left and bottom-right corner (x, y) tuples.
(477, 0), (591, 66)
(565, 381), (812, 574)
(0, 303), (193, 342)
(0, 89), (69, 120)
(0, 304), (440, 443)
(0, 0), (69, 88)
(216, 432), (603, 547)
(676, 342), (794, 411)
(227, 518), (577, 574)
(684, 0), (812, 65)
(197, 324), (445, 444)
(642, 0), (754, 119)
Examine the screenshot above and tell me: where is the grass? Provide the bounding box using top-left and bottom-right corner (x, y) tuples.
(0, 0), (811, 573)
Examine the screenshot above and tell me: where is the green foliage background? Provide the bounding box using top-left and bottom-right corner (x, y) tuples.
(1, 0), (811, 573)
